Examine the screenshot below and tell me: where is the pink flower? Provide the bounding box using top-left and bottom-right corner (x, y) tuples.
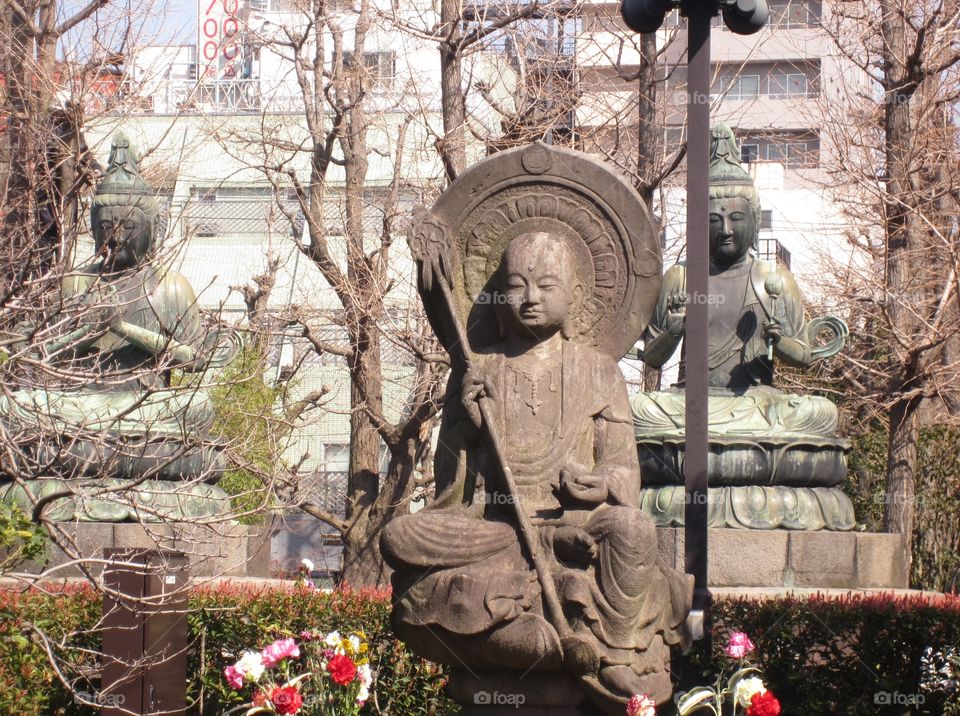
(261, 638), (301, 668)
(626, 693), (657, 716)
(224, 664), (244, 690)
(724, 631), (755, 659)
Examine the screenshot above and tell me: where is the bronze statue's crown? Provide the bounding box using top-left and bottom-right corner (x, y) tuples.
(94, 133), (156, 198)
(709, 124), (754, 188)
(92, 131), (159, 219)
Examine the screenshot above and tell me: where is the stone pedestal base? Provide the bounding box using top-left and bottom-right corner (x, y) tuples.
(448, 670), (594, 715)
(657, 528), (908, 589)
(24, 521), (271, 578)
(642, 485), (855, 531)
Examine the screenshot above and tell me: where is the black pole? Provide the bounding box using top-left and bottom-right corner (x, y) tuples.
(684, 4), (712, 626)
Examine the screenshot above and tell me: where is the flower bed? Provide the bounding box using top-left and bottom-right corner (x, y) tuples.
(0, 586), (958, 715)
(0, 582), (451, 715)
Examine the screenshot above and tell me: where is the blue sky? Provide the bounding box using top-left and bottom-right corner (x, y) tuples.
(143, 0), (199, 45)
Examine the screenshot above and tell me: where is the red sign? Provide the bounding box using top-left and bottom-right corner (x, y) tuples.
(198, 0), (242, 80)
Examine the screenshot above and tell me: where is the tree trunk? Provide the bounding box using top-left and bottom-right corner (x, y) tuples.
(883, 397), (920, 574)
(878, 0), (921, 568)
(635, 30), (660, 209)
(438, 0), (466, 181)
(341, 321), (385, 586)
(341, 434), (420, 588)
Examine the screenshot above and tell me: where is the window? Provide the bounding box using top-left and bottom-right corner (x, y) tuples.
(323, 444), (350, 472)
(741, 144), (759, 163)
(758, 238), (791, 269)
(718, 74), (760, 100)
(768, 1), (820, 27)
(761, 210), (773, 229)
(343, 50), (396, 90)
(787, 142), (815, 166)
(769, 72), (809, 98)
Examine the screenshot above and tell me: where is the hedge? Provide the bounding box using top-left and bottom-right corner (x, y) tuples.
(1, 585), (958, 715)
(0, 583), (451, 715)
(686, 592), (960, 716)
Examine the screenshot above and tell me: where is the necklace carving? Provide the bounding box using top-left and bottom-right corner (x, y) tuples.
(507, 362), (558, 415)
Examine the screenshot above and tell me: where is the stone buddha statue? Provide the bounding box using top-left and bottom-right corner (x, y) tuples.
(631, 124), (854, 531)
(381, 143), (690, 714)
(0, 132), (240, 521)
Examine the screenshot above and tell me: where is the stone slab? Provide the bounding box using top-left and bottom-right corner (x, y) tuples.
(25, 521), (271, 578)
(656, 528), (907, 589)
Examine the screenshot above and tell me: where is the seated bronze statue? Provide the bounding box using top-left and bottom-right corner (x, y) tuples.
(632, 124), (853, 530)
(382, 144), (691, 714)
(0, 133), (240, 521)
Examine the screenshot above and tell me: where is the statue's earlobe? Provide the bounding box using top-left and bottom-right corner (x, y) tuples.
(562, 282), (585, 339)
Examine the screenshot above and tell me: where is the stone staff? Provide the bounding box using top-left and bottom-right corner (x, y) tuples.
(407, 208), (574, 652)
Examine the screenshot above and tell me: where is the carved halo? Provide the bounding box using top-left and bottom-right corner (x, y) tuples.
(419, 142), (662, 358)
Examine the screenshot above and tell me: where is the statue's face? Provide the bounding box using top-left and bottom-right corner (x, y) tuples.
(500, 233), (578, 340)
(709, 197), (756, 268)
(94, 205), (152, 270)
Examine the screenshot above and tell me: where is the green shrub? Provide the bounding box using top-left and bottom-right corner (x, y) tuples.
(0, 583), (452, 715)
(205, 348), (286, 523)
(2, 587), (959, 715)
(0, 502), (47, 575)
(846, 424), (960, 592)
(683, 592), (960, 716)
(0, 584), (101, 716)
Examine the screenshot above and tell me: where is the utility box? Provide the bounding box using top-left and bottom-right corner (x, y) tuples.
(101, 548), (188, 716)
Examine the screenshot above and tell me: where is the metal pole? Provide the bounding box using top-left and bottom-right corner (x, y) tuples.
(684, 4), (712, 625)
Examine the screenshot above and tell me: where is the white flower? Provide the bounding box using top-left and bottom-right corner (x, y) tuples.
(348, 634), (362, 654)
(324, 630), (341, 648)
(357, 663), (372, 688)
(235, 650), (265, 682)
(356, 664), (372, 704)
(301, 558), (314, 572)
(734, 676), (767, 707)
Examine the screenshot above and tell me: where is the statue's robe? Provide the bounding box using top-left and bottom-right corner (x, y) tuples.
(382, 339), (690, 681)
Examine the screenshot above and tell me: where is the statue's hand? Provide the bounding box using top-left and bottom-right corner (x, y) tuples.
(763, 318), (784, 344)
(74, 284), (121, 333)
(665, 291), (687, 337)
(553, 525), (598, 563)
(558, 464), (608, 506)
(461, 369), (495, 430)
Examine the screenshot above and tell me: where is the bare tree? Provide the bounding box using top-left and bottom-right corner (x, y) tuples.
(815, 0), (960, 570)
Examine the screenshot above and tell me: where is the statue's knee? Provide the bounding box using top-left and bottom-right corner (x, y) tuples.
(588, 505), (657, 543)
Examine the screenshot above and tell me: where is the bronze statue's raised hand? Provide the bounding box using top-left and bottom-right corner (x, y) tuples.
(558, 464), (608, 506)
(665, 291), (687, 337)
(762, 318), (784, 344)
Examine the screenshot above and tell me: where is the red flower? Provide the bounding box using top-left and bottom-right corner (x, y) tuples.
(747, 691), (781, 716)
(327, 653), (358, 686)
(270, 686), (303, 715)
